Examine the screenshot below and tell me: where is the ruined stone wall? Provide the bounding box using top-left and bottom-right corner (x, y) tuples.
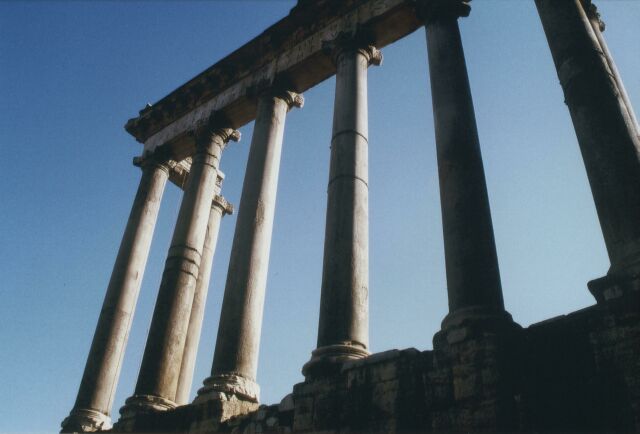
(123, 296), (639, 433)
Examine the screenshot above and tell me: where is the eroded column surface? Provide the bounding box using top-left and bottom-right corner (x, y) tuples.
(418, 0), (509, 328)
(175, 173), (233, 406)
(584, 1), (640, 136)
(62, 157), (169, 433)
(536, 0), (640, 302)
(196, 90), (302, 404)
(303, 38), (381, 377)
(119, 127), (239, 421)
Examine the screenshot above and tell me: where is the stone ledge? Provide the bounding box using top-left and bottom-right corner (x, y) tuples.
(125, 0), (422, 160)
(108, 299), (640, 433)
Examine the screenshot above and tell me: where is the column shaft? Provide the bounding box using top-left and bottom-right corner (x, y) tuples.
(304, 42), (381, 376)
(175, 191), (231, 405)
(121, 128), (238, 418)
(62, 159), (168, 432)
(423, 9), (505, 323)
(536, 0), (640, 298)
(585, 2), (640, 135)
(197, 91), (300, 403)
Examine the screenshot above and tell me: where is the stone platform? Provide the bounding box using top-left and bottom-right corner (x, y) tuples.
(113, 294), (639, 433)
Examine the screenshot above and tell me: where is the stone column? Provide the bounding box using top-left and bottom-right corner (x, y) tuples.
(119, 127), (239, 421)
(302, 37), (381, 377)
(175, 174), (233, 406)
(418, 0), (510, 328)
(584, 1), (640, 136)
(536, 0), (640, 302)
(195, 89), (303, 404)
(61, 156), (169, 433)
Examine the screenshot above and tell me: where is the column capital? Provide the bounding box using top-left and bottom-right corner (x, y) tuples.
(322, 33), (383, 67)
(215, 127), (242, 143)
(273, 89), (305, 110)
(194, 125), (241, 151)
(415, 0), (471, 24)
(582, 0), (605, 31)
(133, 154), (171, 175)
(249, 85), (305, 111)
(213, 194), (233, 215)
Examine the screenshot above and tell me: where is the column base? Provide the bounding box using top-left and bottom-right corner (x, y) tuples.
(441, 305), (514, 329)
(61, 408), (112, 433)
(189, 390), (259, 433)
(114, 394), (176, 432)
(433, 307), (523, 432)
(194, 373), (260, 404)
(588, 270), (640, 305)
(302, 343), (370, 379)
(436, 306), (519, 346)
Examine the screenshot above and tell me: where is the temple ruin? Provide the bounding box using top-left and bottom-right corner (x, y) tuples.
(62, 0), (640, 432)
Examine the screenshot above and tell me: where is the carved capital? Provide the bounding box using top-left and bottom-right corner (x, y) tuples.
(362, 45), (383, 66)
(194, 126), (241, 152)
(215, 128), (242, 144)
(322, 32), (383, 67)
(133, 154), (171, 175)
(275, 90), (305, 110)
(250, 84), (305, 110)
(213, 194), (234, 215)
(582, 0), (605, 31)
(415, 0), (471, 24)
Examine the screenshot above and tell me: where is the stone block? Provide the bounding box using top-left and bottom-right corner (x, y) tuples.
(278, 394), (294, 412)
(265, 416), (278, 428)
(371, 381), (398, 416)
(107, 299), (639, 433)
(291, 396), (314, 432)
(313, 392), (345, 429)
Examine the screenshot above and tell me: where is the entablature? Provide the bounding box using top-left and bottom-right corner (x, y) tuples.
(126, 0), (421, 167)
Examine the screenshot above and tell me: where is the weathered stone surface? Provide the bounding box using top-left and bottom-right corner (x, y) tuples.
(112, 297), (639, 433)
(62, 158), (170, 433)
(66, 1), (640, 433)
(175, 173), (233, 406)
(197, 90), (302, 407)
(304, 35), (381, 378)
(117, 128), (240, 428)
(126, 0), (421, 161)
(422, 4), (505, 318)
(537, 0), (640, 302)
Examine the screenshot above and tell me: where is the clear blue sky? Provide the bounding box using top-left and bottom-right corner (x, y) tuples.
(1, 1), (638, 432)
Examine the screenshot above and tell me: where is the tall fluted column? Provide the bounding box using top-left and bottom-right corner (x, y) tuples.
(536, 0), (640, 302)
(303, 37), (381, 377)
(418, 0), (509, 328)
(119, 127), (239, 422)
(175, 173), (233, 406)
(196, 89), (303, 404)
(62, 157), (169, 433)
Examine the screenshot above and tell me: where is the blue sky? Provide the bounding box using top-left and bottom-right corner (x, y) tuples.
(1, 1), (638, 432)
